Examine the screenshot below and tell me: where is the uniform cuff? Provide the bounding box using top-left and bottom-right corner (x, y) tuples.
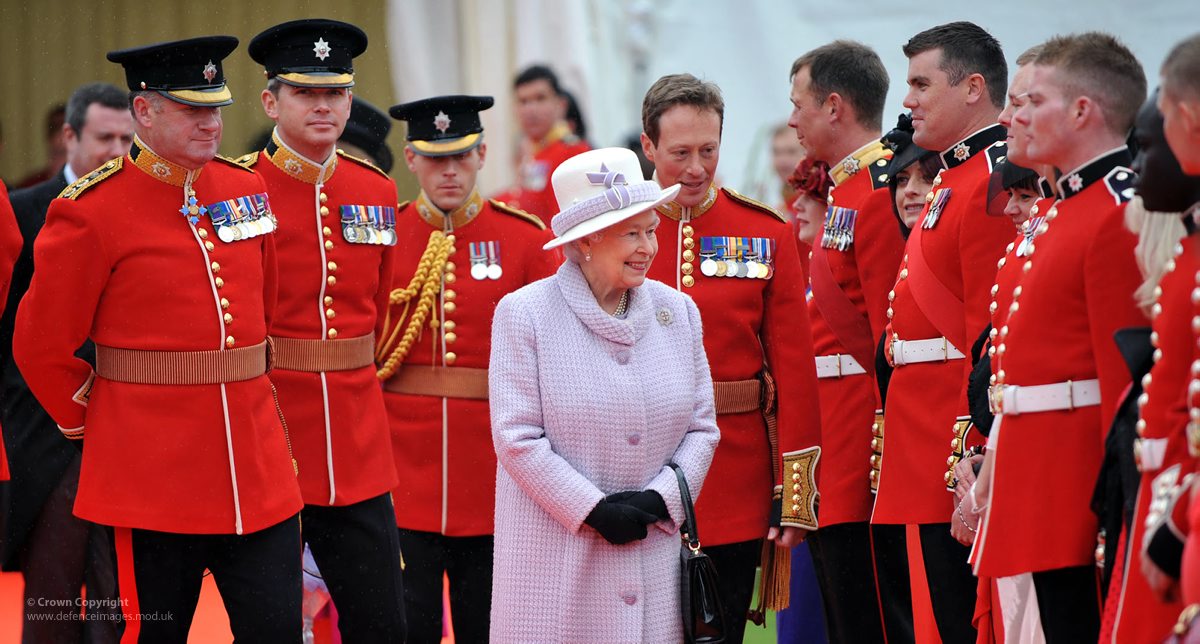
(944, 417), (971, 490)
(781, 446), (820, 530)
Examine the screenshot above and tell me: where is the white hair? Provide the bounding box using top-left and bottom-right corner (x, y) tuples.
(560, 231), (605, 264)
(1123, 195), (1187, 316)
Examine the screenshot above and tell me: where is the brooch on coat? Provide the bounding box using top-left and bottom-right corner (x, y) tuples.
(657, 308), (673, 326)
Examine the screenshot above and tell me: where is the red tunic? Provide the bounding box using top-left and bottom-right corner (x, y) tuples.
(241, 137), (399, 507)
(507, 123), (591, 220)
(0, 180), (24, 480)
(975, 149), (1145, 577)
(13, 139), (303, 534)
(808, 141), (904, 526)
(874, 126), (1013, 525)
(384, 191), (556, 536)
(1112, 230), (1197, 640)
(646, 186), (822, 543)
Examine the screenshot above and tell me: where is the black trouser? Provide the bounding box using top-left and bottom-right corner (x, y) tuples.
(1032, 565), (1100, 643)
(808, 521), (887, 643)
(395, 529), (493, 644)
(870, 523), (916, 644)
(301, 493), (406, 643)
(20, 455), (121, 644)
(917, 523), (977, 644)
(705, 538), (762, 644)
(114, 514), (301, 643)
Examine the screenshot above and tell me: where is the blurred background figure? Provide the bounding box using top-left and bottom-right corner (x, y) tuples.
(337, 97), (395, 173)
(769, 123), (807, 220)
(14, 104), (67, 189)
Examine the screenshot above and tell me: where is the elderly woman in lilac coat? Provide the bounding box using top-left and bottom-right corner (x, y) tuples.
(488, 148), (720, 642)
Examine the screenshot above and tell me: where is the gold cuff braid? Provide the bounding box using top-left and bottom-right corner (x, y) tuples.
(781, 447), (820, 530)
(944, 418), (972, 490)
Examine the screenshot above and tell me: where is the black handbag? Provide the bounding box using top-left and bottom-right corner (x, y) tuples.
(669, 462), (726, 644)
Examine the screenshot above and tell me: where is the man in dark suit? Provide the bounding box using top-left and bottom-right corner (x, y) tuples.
(0, 81), (132, 643)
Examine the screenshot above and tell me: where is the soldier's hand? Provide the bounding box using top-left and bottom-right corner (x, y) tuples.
(768, 526), (808, 547)
(950, 496), (980, 546)
(953, 454), (984, 502)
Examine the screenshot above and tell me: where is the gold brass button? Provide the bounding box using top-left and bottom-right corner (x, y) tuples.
(324, 296), (333, 306)
(444, 352), (457, 365)
(445, 332), (457, 344)
(682, 249), (695, 262)
(198, 228), (208, 238)
(325, 308), (336, 319)
(327, 328), (338, 339)
(327, 275), (337, 286)
(682, 275), (695, 288)
(444, 290), (457, 301)
(225, 335), (235, 348)
(323, 226), (332, 237)
(214, 277), (225, 289)
(327, 261), (338, 272)
(681, 262), (694, 275)
(324, 240), (334, 251)
(320, 206), (330, 216)
(681, 225), (694, 237)
(444, 302), (457, 313)
(445, 272), (456, 284)
(319, 193), (328, 204)
(220, 297), (230, 310)
(443, 320), (456, 331)
(445, 262), (456, 273)
(683, 237), (695, 249)
(223, 313), (233, 324)
(211, 261), (221, 273)
(205, 241), (216, 251)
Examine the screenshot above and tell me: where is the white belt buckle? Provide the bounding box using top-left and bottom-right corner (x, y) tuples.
(1003, 385), (1020, 416)
(893, 340), (905, 366)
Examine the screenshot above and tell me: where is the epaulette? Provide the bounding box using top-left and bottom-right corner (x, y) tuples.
(232, 151), (260, 168)
(985, 142), (1008, 174)
(396, 200), (411, 212)
(868, 155), (892, 191)
(58, 157), (123, 200)
(337, 149), (391, 180)
(489, 199), (546, 230)
(213, 154), (256, 173)
(721, 187), (787, 224)
(1105, 166), (1136, 205)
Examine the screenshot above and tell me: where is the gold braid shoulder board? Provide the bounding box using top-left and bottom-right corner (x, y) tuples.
(58, 157), (124, 200)
(489, 199), (547, 230)
(721, 187), (788, 224)
(375, 229), (455, 380)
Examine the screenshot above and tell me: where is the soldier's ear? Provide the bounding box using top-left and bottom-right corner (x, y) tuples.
(476, 143), (488, 170)
(964, 72), (987, 106)
(261, 88), (279, 120)
(825, 92), (843, 121)
(640, 132), (656, 163)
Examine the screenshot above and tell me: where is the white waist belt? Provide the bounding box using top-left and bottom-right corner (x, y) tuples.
(892, 337), (965, 366)
(814, 354), (867, 378)
(998, 379), (1100, 416)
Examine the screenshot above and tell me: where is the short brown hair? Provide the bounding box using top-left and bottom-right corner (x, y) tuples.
(1035, 32), (1146, 135)
(790, 40), (888, 130)
(1015, 45), (1042, 67)
(1162, 33), (1200, 101)
(641, 74), (724, 146)
(903, 22), (1007, 109)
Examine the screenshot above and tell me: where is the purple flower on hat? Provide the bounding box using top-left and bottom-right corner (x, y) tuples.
(586, 164), (632, 210)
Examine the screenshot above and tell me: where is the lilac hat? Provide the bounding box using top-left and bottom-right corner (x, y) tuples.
(543, 147), (680, 250)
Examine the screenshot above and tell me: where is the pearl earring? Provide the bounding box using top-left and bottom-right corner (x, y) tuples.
(585, 253), (592, 262)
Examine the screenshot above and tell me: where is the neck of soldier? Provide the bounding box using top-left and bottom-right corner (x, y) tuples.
(825, 123), (883, 167)
(1051, 130), (1128, 178)
(938, 108), (1002, 153)
(274, 126), (336, 165)
(136, 128), (207, 171)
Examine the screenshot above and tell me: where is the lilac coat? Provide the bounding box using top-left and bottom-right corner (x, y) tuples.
(488, 260), (720, 643)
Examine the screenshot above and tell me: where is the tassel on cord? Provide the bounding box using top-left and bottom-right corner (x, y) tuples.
(747, 370), (792, 626)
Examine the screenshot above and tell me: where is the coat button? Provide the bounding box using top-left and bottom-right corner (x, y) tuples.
(622, 593), (637, 605)
(616, 350), (630, 365)
(627, 433), (641, 446)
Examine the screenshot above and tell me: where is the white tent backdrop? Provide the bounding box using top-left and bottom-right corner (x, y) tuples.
(386, 0), (1197, 205)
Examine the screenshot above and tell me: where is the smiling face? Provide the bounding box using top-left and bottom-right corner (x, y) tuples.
(641, 104), (721, 208)
(998, 64), (1035, 166)
(1004, 186), (1040, 226)
(262, 84), (352, 161)
(788, 66), (834, 163)
(405, 145), (486, 212)
(578, 208), (660, 293)
(903, 48), (974, 151)
(893, 164), (935, 229)
(134, 94), (222, 170)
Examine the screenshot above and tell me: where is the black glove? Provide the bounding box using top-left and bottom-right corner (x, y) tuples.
(584, 499), (658, 545)
(605, 490), (668, 521)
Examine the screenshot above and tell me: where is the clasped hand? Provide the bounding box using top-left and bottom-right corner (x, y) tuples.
(584, 490), (668, 545)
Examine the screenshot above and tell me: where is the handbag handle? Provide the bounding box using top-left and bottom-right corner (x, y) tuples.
(668, 462), (701, 552)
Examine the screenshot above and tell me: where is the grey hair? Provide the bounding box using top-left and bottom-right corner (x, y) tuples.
(560, 231), (605, 264)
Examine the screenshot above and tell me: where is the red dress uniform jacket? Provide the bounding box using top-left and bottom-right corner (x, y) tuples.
(808, 141), (903, 526)
(510, 123), (590, 220)
(384, 191), (556, 536)
(240, 137), (399, 507)
(1112, 230), (1198, 641)
(647, 186), (822, 543)
(0, 180), (23, 480)
(1182, 232), (1200, 605)
(975, 149), (1144, 577)
(874, 125), (1013, 525)
(12, 139), (303, 535)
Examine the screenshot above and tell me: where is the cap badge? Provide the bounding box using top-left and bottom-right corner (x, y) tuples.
(202, 60), (217, 83)
(434, 111), (451, 133)
(1067, 173), (1084, 193)
(313, 37), (331, 61)
(953, 141), (970, 162)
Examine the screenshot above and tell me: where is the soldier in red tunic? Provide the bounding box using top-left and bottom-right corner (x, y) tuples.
(504, 65), (591, 220)
(638, 73), (822, 642)
(786, 40), (904, 642)
(241, 19), (406, 640)
(14, 37), (304, 641)
(971, 33), (1148, 642)
(874, 22), (1013, 642)
(382, 94), (557, 643)
(1158, 35), (1200, 176)
(0, 181), (21, 481)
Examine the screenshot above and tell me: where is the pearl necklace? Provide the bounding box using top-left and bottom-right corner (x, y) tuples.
(613, 290), (629, 317)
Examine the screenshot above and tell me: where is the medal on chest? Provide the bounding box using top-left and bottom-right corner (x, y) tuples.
(821, 205), (858, 250)
(697, 236), (774, 280)
(207, 193), (276, 242)
(922, 188), (953, 229)
(340, 205), (397, 246)
(468, 241), (503, 280)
